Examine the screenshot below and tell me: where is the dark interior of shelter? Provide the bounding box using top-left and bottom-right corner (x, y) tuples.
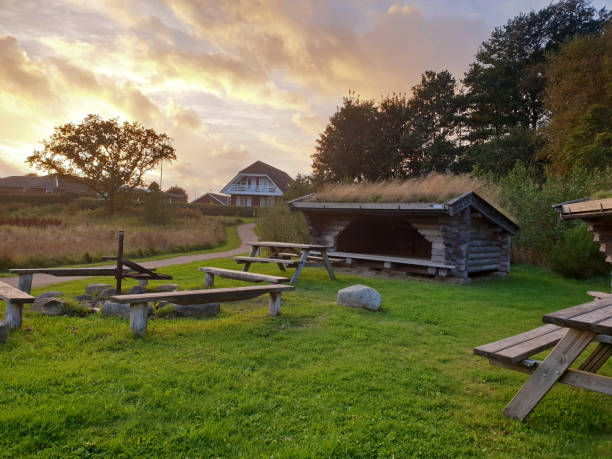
(335, 216), (432, 259)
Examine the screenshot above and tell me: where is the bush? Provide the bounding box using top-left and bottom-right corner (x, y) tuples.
(255, 205), (310, 243)
(142, 191), (171, 224)
(189, 204), (254, 217)
(175, 208), (202, 219)
(549, 223), (609, 279)
(66, 197), (104, 212)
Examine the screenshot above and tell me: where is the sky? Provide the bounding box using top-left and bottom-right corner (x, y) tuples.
(0, 0), (608, 199)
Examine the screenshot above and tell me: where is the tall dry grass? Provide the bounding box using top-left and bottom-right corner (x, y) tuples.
(312, 173), (501, 208)
(0, 218), (226, 270)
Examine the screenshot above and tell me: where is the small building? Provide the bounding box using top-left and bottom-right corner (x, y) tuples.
(556, 197), (612, 265)
(192, 192), (230, 206)
(220, 161), (293, 207)
(290, 191), (518, 283)
(0, 175), (89, 195)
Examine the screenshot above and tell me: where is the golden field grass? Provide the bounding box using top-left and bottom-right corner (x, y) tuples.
(312, 173), (501, 207)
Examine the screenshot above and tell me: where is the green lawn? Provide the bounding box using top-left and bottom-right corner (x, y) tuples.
(1, 263), (610, 457)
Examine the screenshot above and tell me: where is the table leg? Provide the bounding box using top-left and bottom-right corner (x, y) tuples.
(321, 250), (336, 280)
(578, 343), (612, 373)
(130, 302), (149, 335)
(290, 249), (310, 284)
(6, 301), (23, 329)
(503, 328), (596, 420)
(243, 246), (258, 272)
(17, 274), (33, 294)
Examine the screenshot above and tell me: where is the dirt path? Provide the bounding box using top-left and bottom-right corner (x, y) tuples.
(4, 223), (257, 289)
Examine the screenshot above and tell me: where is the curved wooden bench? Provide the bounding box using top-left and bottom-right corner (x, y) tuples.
(198, 267), (290, 287)
(0, 280), (35, 329)
(111, 284), (295, 335)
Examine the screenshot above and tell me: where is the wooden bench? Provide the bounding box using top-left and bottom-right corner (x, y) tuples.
(474, 325), (612, 395)
(234, 257), (299, 272)
(0, 280), (35, 329)
(111, 284), (295, 335)
(328, 251), (455, 277)
(198, 267), (290, 287)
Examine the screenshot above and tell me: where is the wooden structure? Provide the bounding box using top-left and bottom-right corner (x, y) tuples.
(198, 267), (290, 287)
(290, 192), (518, 282)
(475, 297), (612, 420)
(221, 161), (293, 207)
(0, 280), (35, 330)
(11, 231), (172, 294)
(557, 197), (612, 265)
(111, 284), (295, 335)
(235, 241), (336, 284)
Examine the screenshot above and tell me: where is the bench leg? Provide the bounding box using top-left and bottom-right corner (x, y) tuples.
(6, 301), (23, 329)
(290, 249), (310, 284)
(204, 272), (215, 287)
(243, 246), (258, 272)
(578, 343), (612, 373)
(18, 274), (33, 294)
(268, 292), (281, 316)
(322, 251), (336, 280)
(130, 302), (149, 335)
(503, 328), (595, 420)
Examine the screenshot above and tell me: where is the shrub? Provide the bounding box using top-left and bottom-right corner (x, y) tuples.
(142, 191), (171, 224)
(175, 208), (202, 219)
(66, 197), (104, 212)
(549, 223), (609, 279)
(255, 205), (310, 243)
(0, 217), (63, 228)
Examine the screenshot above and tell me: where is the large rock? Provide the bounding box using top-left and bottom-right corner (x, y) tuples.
(0, 321), (8, 344)
(154, 284), (179, 292)
(129, 285), (147, 294)
(97, 288), (117, 300)
(75, 294), (95, 303)
(337, 285), (382, 311)
(31, 297), (66, 315)
(102, 301), (153, 319)
(36, 291), (63, 300)
(174, 303), (220, 318)
(86, 283), (112, 296)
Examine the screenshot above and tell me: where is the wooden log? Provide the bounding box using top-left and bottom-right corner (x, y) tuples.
(17, 274), (33, 294)
(268, 292), (281, 316)
(6, 301), (23, 329)
(468, 264), (500, 272)
(10, 268), (134, 276)
(468, 252), (500, 260)
(130, 302), (149, 335)
(204, 272), (214, 287)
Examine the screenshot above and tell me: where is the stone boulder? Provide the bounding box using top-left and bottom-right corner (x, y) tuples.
(31, 297), (66, 315)
(154, 284), (179, 292)
(337, 284), (382, 311)
(173, 303), (220, 318)
(36, 291), (63, 300)
(102, 301), (153, 319)
(0, 321), (8, 344)
(86, 283), (112, 296)
(97, 288), (117, 300)
(129, 284), (147, 294)
(75, 294), (95, 303)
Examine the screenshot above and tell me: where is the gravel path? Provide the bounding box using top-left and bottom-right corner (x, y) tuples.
(3, 223), (257, 289)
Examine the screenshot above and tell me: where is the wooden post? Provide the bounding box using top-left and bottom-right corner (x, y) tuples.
(321, 249), (336, 280)
(6, 301), (23, 329)
(243, 246), (258, 272)
(115, 230), (125, 294)
(204, 272), (214, 287)
(268, 292), (281, 316)
(17, 274), (33, 294)
(290, 249), (310, 284)
(129, 302), (149, 335)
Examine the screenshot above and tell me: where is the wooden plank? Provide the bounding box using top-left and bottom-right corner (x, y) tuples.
(0, 281), (35, 303)
(543, 297), (612, 325)
(560, 304), (612, 335)
(9, 268), (134, 276)
(502, 329), (595, 420)
(17, 273), (33, 294)
(474, 325), (563, 358)
(492, 328), (568, 364)
(587, 291), (612, 299)
(490, 360), (612, 395)
(234, 257), (299, 266)
(328, 251), (454, 269)
(578, 343), (612, 373)
(247, 241), (331, 250)
(111, 284), (295, 305)
(198, 267), (290, 283)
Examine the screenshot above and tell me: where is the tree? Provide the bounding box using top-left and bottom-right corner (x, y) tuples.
(27, 114), (176, 212)
(284, 174), (316, 201)
(311, 92), (380, 183)
(148, 181), (161, 192)
(463, 0), (610, 142)
(166, 186), (188, 201)
(540, 25), (612, 175)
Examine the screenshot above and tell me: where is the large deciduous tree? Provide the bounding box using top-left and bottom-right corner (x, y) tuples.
(27, 114), (176, 212)
(463, 0), (610, 142)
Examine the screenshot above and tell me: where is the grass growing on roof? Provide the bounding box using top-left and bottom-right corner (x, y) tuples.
(311, 173), (501, 207)
(1, 262), (610, 457)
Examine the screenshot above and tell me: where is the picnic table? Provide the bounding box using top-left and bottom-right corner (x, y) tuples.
(234, 241), (336, 284)
(476, 297), (612, 420)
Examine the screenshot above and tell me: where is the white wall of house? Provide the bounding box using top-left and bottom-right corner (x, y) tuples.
(221, 174), (283, 196)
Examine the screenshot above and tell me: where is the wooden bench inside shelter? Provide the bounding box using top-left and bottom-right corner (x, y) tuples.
(0, 280), (35, 330)
(198, 267), (290, 287)
(111, 284), (295, 335)
(328, 251), (455, 277)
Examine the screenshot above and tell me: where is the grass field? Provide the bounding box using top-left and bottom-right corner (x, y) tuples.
(1, 262), (610, 457)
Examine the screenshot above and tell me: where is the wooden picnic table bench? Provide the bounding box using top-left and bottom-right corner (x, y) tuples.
(236, 241), (336, 284)
(0, 280), (35, 329)
(328, 251), (455, 277)
(198, 267), (290, 287)
(111, 284), (295, 335)
(474, 296), (612, 420)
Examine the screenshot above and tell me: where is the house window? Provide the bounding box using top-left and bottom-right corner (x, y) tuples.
(236, 196), (251, 206)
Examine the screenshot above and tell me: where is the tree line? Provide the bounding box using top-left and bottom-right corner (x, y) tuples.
(310, 0), (611, 184)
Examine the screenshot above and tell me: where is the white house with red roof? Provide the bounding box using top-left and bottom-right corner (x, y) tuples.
(220, 161), (293, 207)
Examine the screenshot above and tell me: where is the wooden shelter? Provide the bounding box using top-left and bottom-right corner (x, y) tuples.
(557, 197), (612, 266)
(290, 191), (518, 283)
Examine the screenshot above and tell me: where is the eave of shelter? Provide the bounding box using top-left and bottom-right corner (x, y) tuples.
(558, 197), (612, 221)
